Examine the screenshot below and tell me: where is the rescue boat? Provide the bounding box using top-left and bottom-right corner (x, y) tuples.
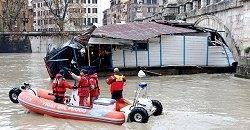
(10, 86), (125, 125)
(9, 71), (163, 124)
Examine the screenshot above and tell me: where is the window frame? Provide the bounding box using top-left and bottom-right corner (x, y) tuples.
(133, 40), (149, 51)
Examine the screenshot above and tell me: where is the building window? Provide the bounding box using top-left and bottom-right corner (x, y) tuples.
(76, 0), (79, 3)
(88, 0), (91, 4)
(147, 7), (151, 12)
(206, 0), (211, 5)
(92, 0), (97, 4)
(198, 0), (201, 9)
(92, 8), (97, 13)
(44, 19), (48, 25)
(133, 41), (148, 51)
(215, 0), (221, 3)
(190, 3), (193, 10)
(147, 0), (157, 4)
(33, 4), (36, 8)
(153, 7), (156, 12)
(49, 19), (52, 24)
(92, 18), (98, 23)
(88, 18), (91, 25)
(68, 0), (73, 3)
(88, 8), (91, 13)
(84, 18), (86, 25)
(83, 8), (86, 13)
(33, 12), (36, 16)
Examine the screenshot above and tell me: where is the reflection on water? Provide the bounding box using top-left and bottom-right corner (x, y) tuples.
(0, 53), (250, 130)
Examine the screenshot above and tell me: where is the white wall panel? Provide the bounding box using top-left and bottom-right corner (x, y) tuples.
(137, 51), (148, 66)
(185, 36), (207, 65)
(148, 39), (160, 67)
(124, 50), (136, 67)
(161, 35), (183, 66)
(112, 49), (124, 67)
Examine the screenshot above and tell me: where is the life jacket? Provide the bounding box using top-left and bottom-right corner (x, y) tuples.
(106, 74), (125, 93)
(52, 79), (66, 97)
(78, 75), (90, 97)
(89, 73), (100, 97)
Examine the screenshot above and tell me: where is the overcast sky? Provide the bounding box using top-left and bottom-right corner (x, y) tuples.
(101, 0), (111, 10)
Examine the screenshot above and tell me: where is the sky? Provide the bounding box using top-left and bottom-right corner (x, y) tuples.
(101, 0), (110, 10)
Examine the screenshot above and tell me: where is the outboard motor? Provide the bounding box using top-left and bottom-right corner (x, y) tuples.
(9, 83), (31, 103)
(9, 87), (22, 103)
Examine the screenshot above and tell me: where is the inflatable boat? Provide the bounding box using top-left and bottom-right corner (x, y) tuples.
(9, 72), (163, 125)
(10, 86), (125, 125)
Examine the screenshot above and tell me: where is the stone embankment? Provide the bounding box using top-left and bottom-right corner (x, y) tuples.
(0, 35), (32, 53)
(235, 56), (250, 79)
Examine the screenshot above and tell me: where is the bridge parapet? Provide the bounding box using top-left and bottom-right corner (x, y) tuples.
(0, 31), (85, 36)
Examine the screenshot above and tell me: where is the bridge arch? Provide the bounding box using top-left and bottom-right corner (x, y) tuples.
(194, 15), (241, 61)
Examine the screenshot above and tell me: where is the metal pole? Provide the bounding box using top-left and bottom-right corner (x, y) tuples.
(87, 45), (91, 66)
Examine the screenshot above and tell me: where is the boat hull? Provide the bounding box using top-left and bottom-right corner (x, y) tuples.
(18, 91), (125, 125)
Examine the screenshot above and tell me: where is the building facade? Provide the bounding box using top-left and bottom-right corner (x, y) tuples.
(31, 0), (103, 31)
(107, 0), (164, 24)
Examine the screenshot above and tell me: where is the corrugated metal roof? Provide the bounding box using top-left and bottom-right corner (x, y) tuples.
(92, 22), (197, 40)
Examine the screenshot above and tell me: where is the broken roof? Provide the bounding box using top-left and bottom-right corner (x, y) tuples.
(92, 22), (197, 40)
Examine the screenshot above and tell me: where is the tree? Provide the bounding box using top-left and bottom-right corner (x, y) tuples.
(44, 0), (70, 31)
(0, 0), (27, 31)
(44, 0), (86, 31)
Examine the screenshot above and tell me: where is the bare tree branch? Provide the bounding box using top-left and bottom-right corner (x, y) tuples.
(43, 0), (70, 31)
(1, 0), (27, 31)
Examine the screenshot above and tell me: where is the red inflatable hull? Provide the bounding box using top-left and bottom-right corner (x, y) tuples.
(18, 90), (125, 125)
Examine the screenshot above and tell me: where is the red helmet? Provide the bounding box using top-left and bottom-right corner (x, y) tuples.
(55, 74), (63, 79)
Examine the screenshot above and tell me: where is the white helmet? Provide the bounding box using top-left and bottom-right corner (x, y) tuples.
(114, 68), (119, 72)
(138, 70), (146, 78)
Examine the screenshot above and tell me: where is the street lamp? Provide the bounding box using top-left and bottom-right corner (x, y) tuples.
(22, 12), (29, 31)
(2, 10), (6, 32)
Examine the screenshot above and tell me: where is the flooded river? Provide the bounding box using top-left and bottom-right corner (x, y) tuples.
(0, 53), (249, 130)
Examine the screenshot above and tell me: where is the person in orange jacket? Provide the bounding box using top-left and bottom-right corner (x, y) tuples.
(106, 68), (126, 101)
(88, 70), (100, 107)
(70, 69), (91, 107)
(52, 73), (74, 104)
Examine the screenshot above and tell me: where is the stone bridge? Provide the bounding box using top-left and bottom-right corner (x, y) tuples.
(179, 0), (250, 62)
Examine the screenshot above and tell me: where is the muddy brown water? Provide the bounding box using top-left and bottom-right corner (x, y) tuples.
(0, 53), (249, 130)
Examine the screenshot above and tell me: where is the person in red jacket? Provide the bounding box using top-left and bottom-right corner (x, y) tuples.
(106, 68), (126, 101)
(52, 73), (73, 104)
(70, 69), (91, 107)
(88, 70), (100, 107)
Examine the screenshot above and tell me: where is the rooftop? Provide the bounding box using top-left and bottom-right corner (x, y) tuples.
(92, 22), (197, 40)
